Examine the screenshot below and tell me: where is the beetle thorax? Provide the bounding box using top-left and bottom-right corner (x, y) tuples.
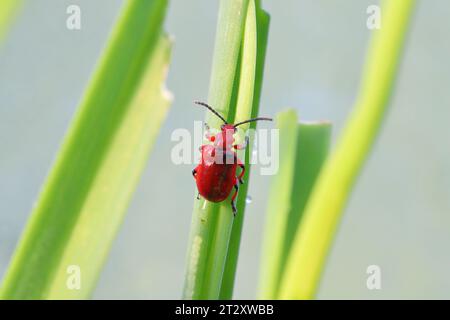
(214, 125), (236, 150)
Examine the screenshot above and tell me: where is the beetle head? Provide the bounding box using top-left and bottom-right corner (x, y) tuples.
(220, 124), (237, 133)
(195, 100), (273, 133)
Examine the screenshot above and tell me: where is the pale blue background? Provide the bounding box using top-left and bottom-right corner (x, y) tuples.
(0, 0), (449, 299)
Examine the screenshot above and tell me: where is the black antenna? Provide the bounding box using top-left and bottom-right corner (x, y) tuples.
(234, 117), (272, 127)
(194, 101), (227, 124)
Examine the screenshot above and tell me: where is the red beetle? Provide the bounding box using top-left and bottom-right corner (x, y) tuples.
(192, 101), (272, 216)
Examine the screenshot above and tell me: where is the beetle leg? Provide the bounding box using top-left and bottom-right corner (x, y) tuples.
(204, 122), (216, 142)
(233, 135), (249, 150)
(231, 182), (239, 216)
(237, 158), (245, 185)
(193, 168), (200, 200)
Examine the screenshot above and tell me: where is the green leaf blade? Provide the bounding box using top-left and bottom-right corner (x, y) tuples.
(0, 0), (171, 299)
(183, 0), (250, 300)
(278, 0), (416, 300)
(219, 7), (270, 300)
(257, 110), (300, 299)
(203, 0), (258, 300)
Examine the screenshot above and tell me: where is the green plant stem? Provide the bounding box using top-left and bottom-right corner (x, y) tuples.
(183, 0), (249, 300)
(0, 0), (171, 299)
(278, 0), (416, 299)
(219, 4), (270, 300)
(258, 116), (331, 299)
(204, 0), (258, 299)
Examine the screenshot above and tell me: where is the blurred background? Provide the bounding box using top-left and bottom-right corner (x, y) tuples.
(0, 0), (449, 299)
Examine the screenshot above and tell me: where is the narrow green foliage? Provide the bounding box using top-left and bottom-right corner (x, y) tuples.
(280, 122), (331, 280)
(205, 0), (258, 299)
(258, 111), (331, 299)
(219, 4), (270, 300)
(278, 0), (416, 299)
(258, 110), (300, 299)
(184, 0), (270, 300)
(183, 0), (250, 300)
(0, 0), (171, 299)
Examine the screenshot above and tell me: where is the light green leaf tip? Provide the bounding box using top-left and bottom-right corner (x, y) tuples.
(258, 110), (331, 299)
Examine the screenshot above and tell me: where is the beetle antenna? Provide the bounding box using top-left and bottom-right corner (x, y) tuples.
(234, 117), (272, 127)
(194, 101), (228, 124)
